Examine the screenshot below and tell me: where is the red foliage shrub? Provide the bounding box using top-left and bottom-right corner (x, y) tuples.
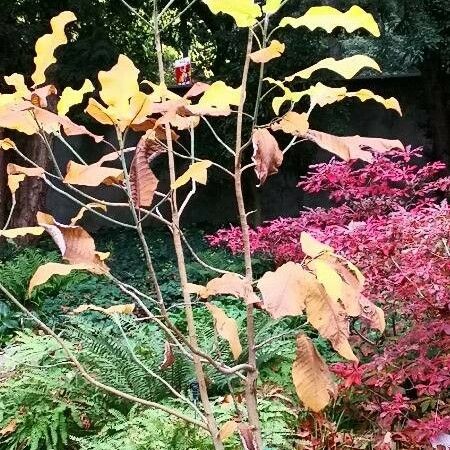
(208, 147), (450, 446)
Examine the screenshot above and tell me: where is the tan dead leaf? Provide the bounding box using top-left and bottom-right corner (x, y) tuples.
(292, 334), (337, 412)
(206, 303), (242, 360)
(73, 303), (135, 315)
(130, 136), (165, 207)
(183, 82), (210, 99)
(171, 160), (212, 189)
(257, 262), (318, 319)
(160, 341), (175, 370)
(28, 262), (93, 294)
(32, 11), (77, 86)
(7, 174), (25, 194)
(237, 423), (260, 450)
(0, 138), (16, 150)
(157, 109), (201, 131)
(219, 420), (238, 442)
(7, 163), (45, 178)
(250, 40), (285, 63)
(64, 152), (123, 186)
(359, 296), (385, 332)
(0, 419), (17, 436)
(252, 128), (283, 185)
(271, 111), (309, 136)
(300, 232), (333, 258)
(129, 117), (179, 141)
(0, 227), (45, 239)
(70, 203), (107, 225)
(37, 212), (108, 271)
(306, 129), (404, 163)
(195, 273), (259, 304)
(304, 278), (358, 361)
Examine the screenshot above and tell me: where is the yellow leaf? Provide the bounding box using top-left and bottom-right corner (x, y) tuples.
(218, 420), (238, 442)
(346, 89), (402, 115)
(307, 82), (347, 108)
(250, 40), (285, 63)
(300, 232), (333, 258)
(263, 0), (282, 14)
(306, 129), (404, 163)
(70, 203), (107, 225)
(58, 79), (95, 116)
(257, 262), (318, 319)
(285, 55), (381, 81)
(7, 174), (25, 194)
(171, 160), (212, 189)
(85, 98), (115, 126)
(308, 259), (343, 303)
(4, 73), (29, 98)
(144, 81), (182, 103)
(279, 5), (380, 37)
(64, 152), (123, 187)
(32, 11), (77, 86)
(271, 111), (309, 136)
(304, 278), (358, 361)
(28, 262), (93, 294)
(206, 303), (242, 359)
(203, 0), (262, 27)
(73, 303), (135, 315)
(199, 81), (242, 109)
(0, 138), (16, 150)
(0, 227), (45, 239)
(292, 334), (337, 412)
(264, 78), (305, 114)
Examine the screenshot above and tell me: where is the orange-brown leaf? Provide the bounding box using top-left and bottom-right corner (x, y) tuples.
(292, 334), (337, 412)
(271, 111), (309, 136)
(206, 303), (242, 360)
(250, 40), (285, 63)
(257, 262), (316, 319)
(7, 163), (45, 178)
(0, 419), (17, 436)
(306, 129), (404, 163)
(359, 296), (385, 332)
(199, 273), (259, 304)
(160, 341), (175, 370)
(252, 128), (283, 185)
(219, 420), (238, 442)
(129, 136), (165, 208)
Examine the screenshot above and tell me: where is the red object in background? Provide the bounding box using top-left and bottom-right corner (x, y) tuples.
(174, 57), (191, 85)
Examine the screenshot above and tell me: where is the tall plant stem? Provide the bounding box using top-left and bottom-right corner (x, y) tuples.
(152, 2), (223, 448)
(235, 30), (263, 448)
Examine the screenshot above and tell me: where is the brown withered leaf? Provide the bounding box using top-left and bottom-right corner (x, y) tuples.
(359, 296), (385, 332)
(206, 303), (242, 360)
(130, 117), (179, 141)
(304, 277), (358, 361)
(160, 341), (175, 370)
(183, 82), (210, 99)
(238, 423), (260, 450)
(257, 262), (315, 319)
(272, 111), (309, 136)
(0, 419), (17, 436)
(250, 40), (285, 63)
(252, 128), (283, 185)
(64, 152), (123, 187)
(292, 334), (337, 412)
(306, 129), (404, 163)
(37, 211), (108, 272)
(7, 163), (45, 178)
(129, 136), (165, 208)
(218, 420), (238, 442)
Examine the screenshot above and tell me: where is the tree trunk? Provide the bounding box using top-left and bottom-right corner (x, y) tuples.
(0, 128), (8, 228)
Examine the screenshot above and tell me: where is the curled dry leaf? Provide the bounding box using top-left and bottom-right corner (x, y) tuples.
(238, 423), (260, 450)
(31, 11), (77, 86)
(257, 262), (314, 319)
(218, 420), (238, 442)
(271, 111), (309, 136)
(206, 303), (242, 360)
(250, 40), (285, 63)
(0, 138), (16, 150)
(160, 341), (175, 370)
(0, 227), (45, 239)
(7, 163), (45, 178)
(279, 5), (380, 37)
(130, 136), (165, 207)
(73, 303), (135, 315)
(306, 129), (404, 163)
(171, 160), (212, 189)
(292, 334), (337, 412)
(300, 232), (333, 258)
(359, 296), (385, 332)
(183, 82), (210, 99)
(189, 273), (259, 304)
(70, 203), (107, 225)
(64, 152), (123, 186)
(252, 128), (283, 185)
(285, 55), (380, 82)
(28, 262), (93, 294)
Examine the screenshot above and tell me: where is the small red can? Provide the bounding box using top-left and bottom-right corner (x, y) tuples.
(174, 57), (192, 86)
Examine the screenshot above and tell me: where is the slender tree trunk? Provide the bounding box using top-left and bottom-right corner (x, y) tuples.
(0, 128), (8, 228)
